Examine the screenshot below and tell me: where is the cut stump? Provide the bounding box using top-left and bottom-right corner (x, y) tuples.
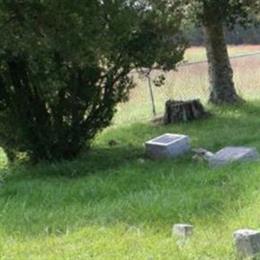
(164, 99), (207, 125)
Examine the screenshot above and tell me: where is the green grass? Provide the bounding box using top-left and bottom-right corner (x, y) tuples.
(1, 102), (260, 259)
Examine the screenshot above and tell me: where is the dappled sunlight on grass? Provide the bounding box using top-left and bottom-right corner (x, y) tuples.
(1, 103), (260, 258)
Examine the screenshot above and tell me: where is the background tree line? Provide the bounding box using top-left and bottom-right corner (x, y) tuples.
(185, 24), (260, 45)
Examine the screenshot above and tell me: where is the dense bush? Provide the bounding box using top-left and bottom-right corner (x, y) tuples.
(0, 1), (186, 162)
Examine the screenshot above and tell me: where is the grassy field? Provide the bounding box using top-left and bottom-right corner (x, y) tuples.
(114, 45), (260, 125)
(1, 46), (260, 259)
(184, 45), (260, 63)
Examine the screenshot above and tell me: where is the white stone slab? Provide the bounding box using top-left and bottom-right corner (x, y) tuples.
(145, 133), (190, 159)
(172, 224), (193, 239)
(209, 147), (259, 167)
(234, 229), (260, 258)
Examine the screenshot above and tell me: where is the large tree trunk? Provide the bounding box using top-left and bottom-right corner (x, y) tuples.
(204, 19), (242, 104)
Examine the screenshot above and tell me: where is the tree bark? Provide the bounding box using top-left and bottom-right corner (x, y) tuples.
(204, 18), (242, 104)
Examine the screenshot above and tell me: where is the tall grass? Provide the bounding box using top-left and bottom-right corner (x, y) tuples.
(1, 102), (260, 258)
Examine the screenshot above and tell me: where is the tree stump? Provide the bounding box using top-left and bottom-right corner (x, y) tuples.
(164, 99), (207, 124)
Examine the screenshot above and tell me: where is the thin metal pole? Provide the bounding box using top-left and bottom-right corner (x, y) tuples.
(147, 74), (156, 117)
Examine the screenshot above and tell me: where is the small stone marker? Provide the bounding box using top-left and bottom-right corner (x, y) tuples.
(233, 229), (260, 258)
(145, 133), (190, 159)
(172, 224), (193, 239)
(209, 147), (259, 167)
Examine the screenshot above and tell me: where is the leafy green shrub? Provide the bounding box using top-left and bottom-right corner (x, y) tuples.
(0, 1), (186, 162)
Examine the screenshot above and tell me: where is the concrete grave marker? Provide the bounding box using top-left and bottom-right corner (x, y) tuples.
(173, 224), (193, 239)
(209, 147), (259, 167)
(145, 133), (190, 159)
(234, 229), (260, 258)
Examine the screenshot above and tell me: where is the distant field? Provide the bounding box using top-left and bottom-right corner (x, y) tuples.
(184, 45), (260, 63)
(114, 45), (260, 125)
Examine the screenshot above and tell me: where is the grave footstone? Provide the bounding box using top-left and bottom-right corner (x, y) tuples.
(209, 147), (259, 167)
(172, 224), (193, 239)
(145, 134), (190, 159)
(233, 229), (260, 258)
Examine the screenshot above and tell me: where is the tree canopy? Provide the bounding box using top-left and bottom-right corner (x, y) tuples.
(185, 0), (259, 26)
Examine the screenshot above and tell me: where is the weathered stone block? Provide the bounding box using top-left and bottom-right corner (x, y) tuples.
(209, 147), (259, 167)
(172, 224), (193, 239)
(233, 229), (260, 258)
(145, 134), (190, 159)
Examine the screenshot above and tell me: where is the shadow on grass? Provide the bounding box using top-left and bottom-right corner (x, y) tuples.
(1, 102), (260, 237)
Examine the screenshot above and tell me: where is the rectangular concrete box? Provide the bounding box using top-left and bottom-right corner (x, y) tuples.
(234, 229), (260, 258)
(209, 147), (259, 167)
(145, 134), (190, 159)
(172, 224), (193, 238)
